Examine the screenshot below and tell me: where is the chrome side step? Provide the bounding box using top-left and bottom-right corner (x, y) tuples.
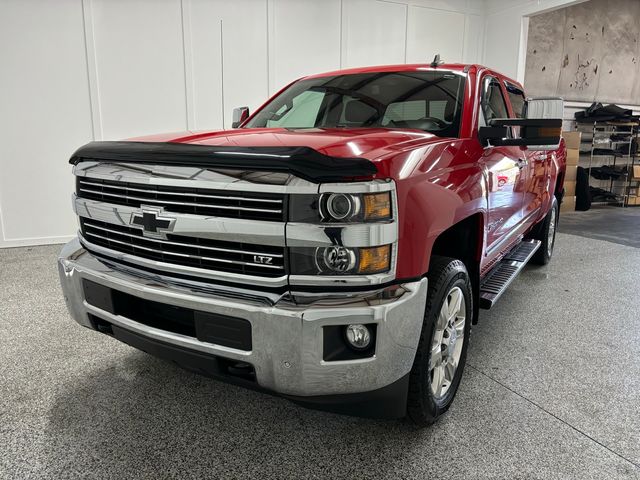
(479, 239), (541, 309)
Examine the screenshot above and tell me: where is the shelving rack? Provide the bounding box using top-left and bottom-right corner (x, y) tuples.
(576, 121), (639, 206)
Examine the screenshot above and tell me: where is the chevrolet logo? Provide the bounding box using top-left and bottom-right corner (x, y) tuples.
(130, 207), (176, 238)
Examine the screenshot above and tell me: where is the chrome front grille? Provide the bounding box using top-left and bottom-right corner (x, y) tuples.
(80, 219), (286, 278)
(72, 161), (397, 289)
(76, 177), (285, 222)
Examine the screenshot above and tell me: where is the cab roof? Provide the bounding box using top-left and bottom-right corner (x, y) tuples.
(303, 63), (472, 79)
(302, 63), (523, 91)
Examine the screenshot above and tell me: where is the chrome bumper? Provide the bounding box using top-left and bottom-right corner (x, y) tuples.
(58, 238), (427, 397)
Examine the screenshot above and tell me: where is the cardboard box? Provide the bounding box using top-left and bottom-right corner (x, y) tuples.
(566, 149), (579, 166)
(563, 180), (576, 196)
(633, 165), (640, 180)
(627, 195), (640, 206)
(560, 196), (576, 212)
(564, 165), (577, 182)
(562, 131), (582, 150)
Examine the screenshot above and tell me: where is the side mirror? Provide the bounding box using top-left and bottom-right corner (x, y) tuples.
(479, 118), (563, 150)
(231, 106), (250, 128)
(525, 97), (564, 120)
(479, 97), (564, 150)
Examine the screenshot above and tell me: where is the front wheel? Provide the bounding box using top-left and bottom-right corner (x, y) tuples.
(407, 256), (472, 426)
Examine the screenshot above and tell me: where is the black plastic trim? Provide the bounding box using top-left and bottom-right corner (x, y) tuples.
(70, 141), (378, 183)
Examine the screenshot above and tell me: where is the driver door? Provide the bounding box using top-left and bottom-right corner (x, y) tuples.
(479, 76), (527, 250)
(505, 82), (550, 227)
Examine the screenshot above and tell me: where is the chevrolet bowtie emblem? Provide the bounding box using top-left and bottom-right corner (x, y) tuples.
(130, 207), (176, 238)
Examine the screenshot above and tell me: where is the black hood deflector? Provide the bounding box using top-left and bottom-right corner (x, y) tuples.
(69, 141), (377, 183)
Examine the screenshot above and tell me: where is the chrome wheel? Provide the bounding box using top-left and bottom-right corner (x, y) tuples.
(547, 204), (557, 257)
(429, 286), (466, 400)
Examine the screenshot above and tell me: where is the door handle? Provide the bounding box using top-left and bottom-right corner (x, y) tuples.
(516, 158), (528, 169)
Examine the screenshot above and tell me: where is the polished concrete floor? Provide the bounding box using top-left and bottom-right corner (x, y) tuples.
(1, 209), (639, 479)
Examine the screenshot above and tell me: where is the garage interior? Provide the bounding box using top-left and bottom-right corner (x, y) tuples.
(1, 0), (639, 478)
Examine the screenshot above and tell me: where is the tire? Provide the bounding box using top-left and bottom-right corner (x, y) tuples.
(407, 256), (473, 427)
(530, 197), (558, 265)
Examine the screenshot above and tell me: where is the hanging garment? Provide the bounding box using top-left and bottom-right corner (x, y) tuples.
(575, 103), (639, 124)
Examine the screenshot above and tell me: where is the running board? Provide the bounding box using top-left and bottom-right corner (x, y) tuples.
(479, 239), (541, 309)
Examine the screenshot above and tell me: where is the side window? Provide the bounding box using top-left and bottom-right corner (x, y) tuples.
(481, 77), (509, 124)
(505, 83), (526, 118)
(265, 90), (324, 128)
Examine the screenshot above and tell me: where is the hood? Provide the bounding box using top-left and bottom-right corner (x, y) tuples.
(128, 127), (448, 162)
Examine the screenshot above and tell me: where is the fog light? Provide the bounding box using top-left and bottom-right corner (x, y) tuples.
(319, 246), (356, 272)
(345, 324), (371, 350)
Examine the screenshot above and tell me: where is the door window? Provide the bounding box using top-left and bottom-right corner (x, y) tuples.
(480, 77), (509, 125)
(505, 83), (526, 118)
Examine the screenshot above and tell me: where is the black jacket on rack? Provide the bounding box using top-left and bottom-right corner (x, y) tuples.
(575, 103), (639, 124)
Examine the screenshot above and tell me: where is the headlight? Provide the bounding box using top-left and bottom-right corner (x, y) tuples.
(291, 191), (392, 223)
(357, 245), (391, 274)
(290, 244), (391, 275)
(318, 246), (357, 272)
(363, 192), (391, 220)
(324, 193), (361, 221)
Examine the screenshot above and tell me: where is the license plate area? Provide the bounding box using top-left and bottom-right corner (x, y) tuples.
(82, 280), (252, 351)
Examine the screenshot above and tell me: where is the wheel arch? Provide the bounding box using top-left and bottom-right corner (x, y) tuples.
(427, 212), (484, 324)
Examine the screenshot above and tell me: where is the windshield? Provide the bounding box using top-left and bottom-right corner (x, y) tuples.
(245, 71), (466, 137)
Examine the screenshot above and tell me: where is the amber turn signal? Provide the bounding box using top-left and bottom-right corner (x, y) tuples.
(357, 245), (391, 274)
(363, 192), (391, 221)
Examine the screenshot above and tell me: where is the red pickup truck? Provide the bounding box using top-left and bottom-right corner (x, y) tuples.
(58, 63), (565, 426)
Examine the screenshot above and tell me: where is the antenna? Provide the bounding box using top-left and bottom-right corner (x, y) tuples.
(430, 54), (444, 68)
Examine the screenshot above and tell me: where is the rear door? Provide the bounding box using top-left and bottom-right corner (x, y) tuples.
(480, 75), (526, 250)
(504, 81), (549, 225)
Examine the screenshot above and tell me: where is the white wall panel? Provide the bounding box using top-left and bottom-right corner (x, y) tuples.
(342, 0), (408, 68)
(89, 0), (187, 139)
(482, 7), (523, 78)
(219, 0), (269, 128)
(409, 0), (484, 14)
(269, 0), (341, 90)
(463, 14), (484, 63)
(406, 6), (465, 64)
(0, 0), (92, 245)
(187, 0), (270, 130)
(186, 1), (224, 130)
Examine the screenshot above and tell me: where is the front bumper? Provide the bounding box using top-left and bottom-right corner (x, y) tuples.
(58, 238), (427, 410)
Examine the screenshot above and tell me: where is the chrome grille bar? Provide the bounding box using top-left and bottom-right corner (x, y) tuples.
(78, 179), (283, 203)
(76, 177), (286, 222)
(78, 187), (282, 213)
(81, 219), (286, 277)
(83, 231), (282, 269)
(84, 222), (284, 258)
